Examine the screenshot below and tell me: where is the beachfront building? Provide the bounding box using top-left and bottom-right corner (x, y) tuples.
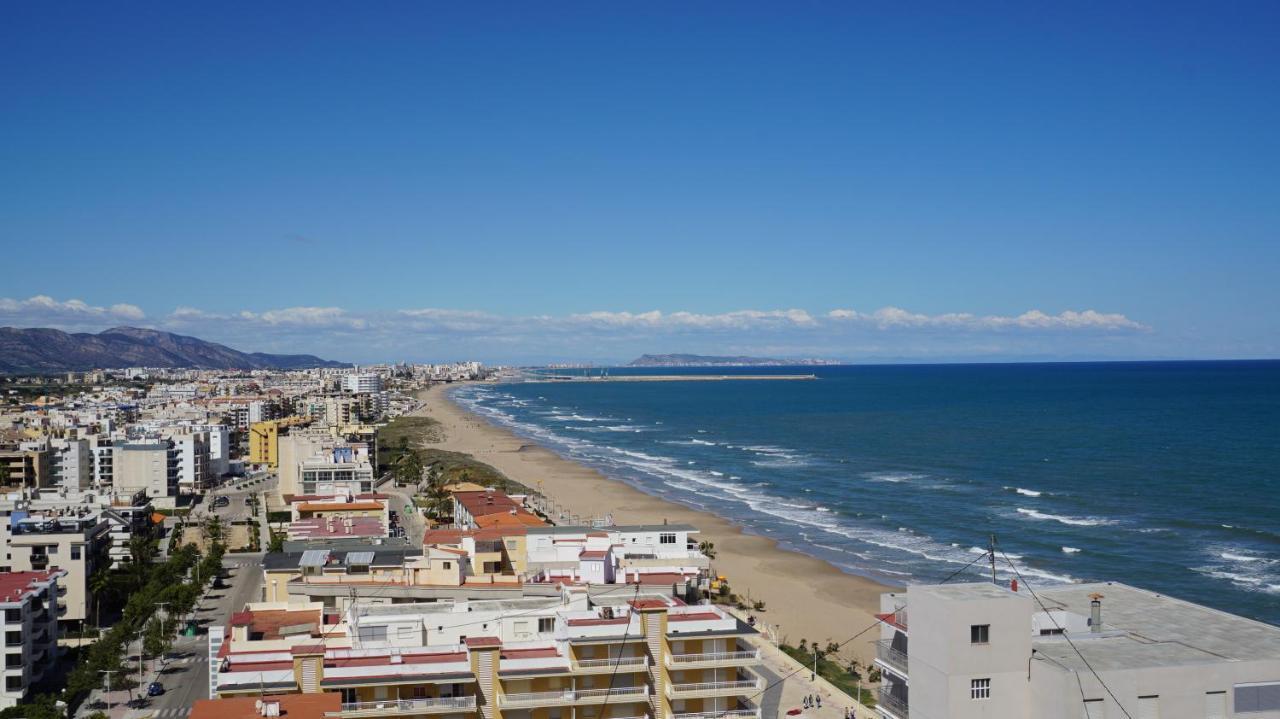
(211, 594), (764, 719)
(0, 569), (65, 708)
(525, 525), (707, 588)
(874, 581), (1280, 719)
(452, 489), (546, 531)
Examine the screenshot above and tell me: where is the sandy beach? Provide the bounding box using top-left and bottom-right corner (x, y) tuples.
(416, 383), (899, 664)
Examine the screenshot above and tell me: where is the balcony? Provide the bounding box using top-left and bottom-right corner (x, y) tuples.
(872, 640), (908, 678)
(499, 686), (648, 708)
(334, 696), (477, 717)
(666, 678), (763, 701)
(666, 650), (760, 671)
(877, 689), (909, 719)
(671, 710), (760, 719)
(573, 655), (649, 674)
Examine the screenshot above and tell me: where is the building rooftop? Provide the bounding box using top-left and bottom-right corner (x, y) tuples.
(1032, 582), (1280, 672)
(189, 692), (342, 719)
(0, 569), (64, 604)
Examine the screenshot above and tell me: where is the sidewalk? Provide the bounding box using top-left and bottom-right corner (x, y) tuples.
(730, 607), (879, 719)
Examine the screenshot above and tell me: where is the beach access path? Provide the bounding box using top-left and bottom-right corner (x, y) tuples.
(414, 383), (898, 666)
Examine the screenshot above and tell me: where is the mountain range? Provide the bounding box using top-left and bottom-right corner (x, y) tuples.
(0, 326), (348, 373)
(628, 353), (841, 367)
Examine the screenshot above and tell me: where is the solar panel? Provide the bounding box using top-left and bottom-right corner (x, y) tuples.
(299, 549), (330, 567)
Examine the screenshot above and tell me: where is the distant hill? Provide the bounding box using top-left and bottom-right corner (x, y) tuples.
(628, 353), (839, 367)
(0, 326), (349, 373)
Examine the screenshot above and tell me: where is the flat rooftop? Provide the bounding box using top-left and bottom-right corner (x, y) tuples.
(1033, 582), (1280, 672)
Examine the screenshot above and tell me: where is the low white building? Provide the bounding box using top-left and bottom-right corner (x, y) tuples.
(0, 569), (65, 708)
(875, 581), (1280, 719)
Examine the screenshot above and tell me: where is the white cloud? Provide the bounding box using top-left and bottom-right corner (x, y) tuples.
(827, 306), (1145, 331)
(568, 309), (817, 330)
(0, 295), (145, 325)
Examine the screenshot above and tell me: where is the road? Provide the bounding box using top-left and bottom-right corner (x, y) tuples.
(79, 477), (271, 719)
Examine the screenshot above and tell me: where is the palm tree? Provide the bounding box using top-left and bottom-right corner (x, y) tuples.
(699, 540), (717, 560)
(89, 569), (112, 627)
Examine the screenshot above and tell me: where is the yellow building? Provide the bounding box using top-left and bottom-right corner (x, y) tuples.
(248, 416), (312, 468)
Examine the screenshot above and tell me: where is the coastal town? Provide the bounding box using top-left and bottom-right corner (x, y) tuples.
(1, 362), (1277, 719)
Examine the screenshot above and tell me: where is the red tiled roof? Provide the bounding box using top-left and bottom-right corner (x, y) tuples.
(579, 550), (608, 560)
(0, 570), (64, 604)
(464, 636), (502, 648)
(630, 598), (670, 611)
(190, 693), (342, 719)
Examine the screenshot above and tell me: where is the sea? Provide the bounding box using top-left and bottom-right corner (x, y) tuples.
(451, 361), (1280, 625)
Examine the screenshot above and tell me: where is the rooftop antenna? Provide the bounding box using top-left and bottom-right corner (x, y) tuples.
(989, 534), (998, 584)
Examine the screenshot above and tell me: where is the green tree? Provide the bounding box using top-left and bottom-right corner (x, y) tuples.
(89, 568), (112, 627)
(202, 515), (224, 545)
(698, 540), (717, 559)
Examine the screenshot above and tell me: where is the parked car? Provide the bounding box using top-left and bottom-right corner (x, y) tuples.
(147, 682), (165, 697)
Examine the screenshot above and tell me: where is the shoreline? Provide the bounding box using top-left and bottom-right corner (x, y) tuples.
(415, 382), (900, 663)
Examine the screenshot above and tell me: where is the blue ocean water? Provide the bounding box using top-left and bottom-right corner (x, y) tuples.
(452, 362), (1280, 625)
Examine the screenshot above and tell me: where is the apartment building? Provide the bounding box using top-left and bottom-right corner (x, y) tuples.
(249, 416), (313, 469)
(113, 442), (179, 504)
(0, 444), (51, 491)
(344, 374), (383, 395)
(274, 428), (374, 497)
(2, 513), (108, 628)
(48, 437), (93, 490)
(874, 581), (1280, 719)
(0, 569), (65, 708)
(526, 525), (706, 588)
(212, 594), (764, 719)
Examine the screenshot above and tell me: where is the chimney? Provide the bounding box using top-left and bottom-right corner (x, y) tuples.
(1089, 593), (1104, 633)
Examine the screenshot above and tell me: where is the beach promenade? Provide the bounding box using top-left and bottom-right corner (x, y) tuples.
(414, 383), (897, 667)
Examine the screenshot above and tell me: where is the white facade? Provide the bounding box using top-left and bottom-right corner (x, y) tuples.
(0, 570), (65, 708)
(876, 581), (1280, 719)
(49, 437), (93, 490)
(345, 373), (383, 394)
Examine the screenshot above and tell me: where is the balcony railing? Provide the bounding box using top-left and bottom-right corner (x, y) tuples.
(575, 655), (648, 671)
(672, 710), (760, 719)
(667, 678), (762, 698)
(873, 640), (908, 676)
(877, 689), (909, 719)
(667, 650), (760, 667)
(335, 696), (476, 716)
(500, 686), (647, 708)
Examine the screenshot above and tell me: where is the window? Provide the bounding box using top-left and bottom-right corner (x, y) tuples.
(1236, 682), (1280, 713)
(357, 625), (388, 642)
(659, 533), (676, 545)
(970, 678), (990, 700)
(539, 617), (555, 633)
(443, 562), (451, 570)
(970, 624), (989, 644)
(3, 609), (20, 623)
(71, 546), (81, 560)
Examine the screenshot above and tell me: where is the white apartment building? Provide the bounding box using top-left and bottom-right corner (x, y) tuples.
(166, 429), (213, 494)
(875, 581), (1280, 719)
(0, 569), (65, 708)
(344, 373), (382, 395)
(49, 437), (93, 490)
(278, 431), (375, 497)
(525, 524), (708, 586)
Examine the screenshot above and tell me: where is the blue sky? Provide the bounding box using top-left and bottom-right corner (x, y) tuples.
(2, 3), (1278, 364)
